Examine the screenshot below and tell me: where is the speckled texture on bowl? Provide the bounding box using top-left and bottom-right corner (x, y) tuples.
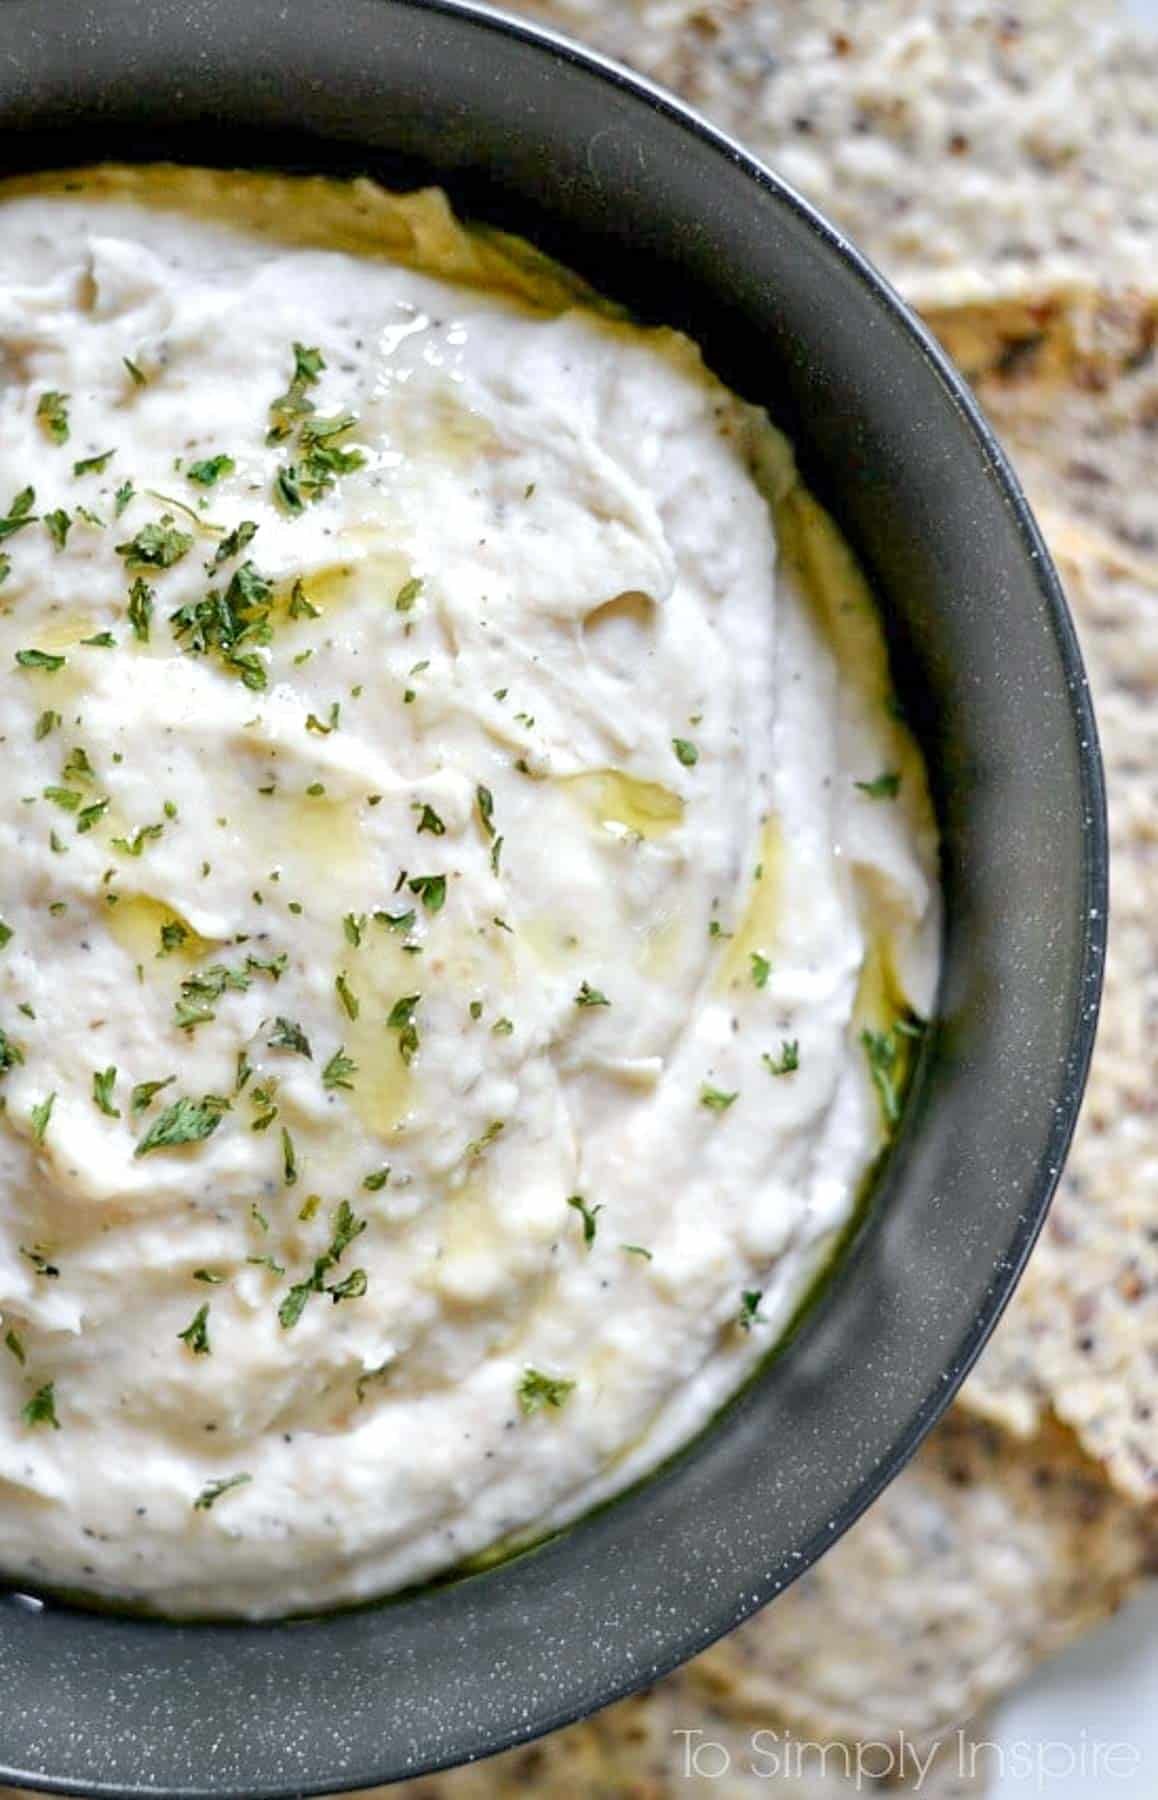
(0, 1), (1106, 1794)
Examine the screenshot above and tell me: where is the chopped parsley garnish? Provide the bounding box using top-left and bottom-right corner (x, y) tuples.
(211, 519), (258, 567)
(116, 516), (193, 569)
(408, 873), (446, 914)
(193, 1473), (251, 1511)
(375, 907), (416, 935)
(738, 1290), (764, 1332)
(175, 963), (249, 1032)
(322, 1047), (358, 1091)
(281, 1127), (298, 1187)
(278, 1199), (367, 1330)
(36, 390), (70, 445)
(275, 411), (365, 513)
(0, 486), (37, 541)
(134, 1094), (228, 1157)
(127, 577), (155, 642)
(112, 822), (164, 857)
(335, 973), (360, 1021)
(518, 1368), (575, 1417)
(267, 342), (325, 442)
(130, 1076), (176, 1114)
(700, 1084), (738, 1112)
(4, 1328), (26, 1364)
(763, 1041), (800, 1077)
(268, 1016), (312, 1059)
(328, 1268), (367, 1304)
(80, 633), (116, 650)
(672, 737), (699, 768)
(15, 649), (65, 672)
(362, 1167), (390, 1192)
(855, 771), (902, 800)
(193, 1270), (224, 1284)
(567, 1194), (603, 1247)
(171, 558), (273, 690)
(43, 786), (81, 812)
(92, 1067), (120, 1118)
(123, 357), (148, 388)
(750, 952), (771, 989)
(386, 994), (420, 1064)
(620, 1243), (653, 1261)
(414, 802), (445, 837)
(0, 1027), (24, 1077)
(186, 454), (235, 487)
(395, 576), (423, 613)
(29, 1093), (56, 1143)
(73, 449), (116, 477)
(34, 710), (60, 740)
(287, 577), (320, 620)
(575, 981), (610, 1008)
(861, 1019), (923, 1127)
(177, 1303), (211, 1356)
(22, 1381), (60, 1430)
(0, 920), (11, 950)
(476, 785), (496, 838)
(61, 747), (95, 784)
(114, 479), (135, 517)
(343, 912), (366, 948)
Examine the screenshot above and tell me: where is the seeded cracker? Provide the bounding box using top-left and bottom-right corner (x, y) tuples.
(510, 0), (1158, 309)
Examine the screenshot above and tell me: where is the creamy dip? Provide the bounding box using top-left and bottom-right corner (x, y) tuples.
(0, 167), (938, 1618)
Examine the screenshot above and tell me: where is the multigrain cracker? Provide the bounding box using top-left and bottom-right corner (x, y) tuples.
(356, 1688), (992, 1797)
(955, 512), (1158, 1496)
(681, 1415), (1152, 1745)
(929, 291), (1158, 557)
(509, 1), (1158, 307)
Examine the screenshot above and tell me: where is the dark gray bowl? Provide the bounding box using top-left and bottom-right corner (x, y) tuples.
(0, 1), (1106, 1794)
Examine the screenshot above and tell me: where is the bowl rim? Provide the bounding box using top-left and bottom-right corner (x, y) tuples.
(0, 0), (1108, 1792)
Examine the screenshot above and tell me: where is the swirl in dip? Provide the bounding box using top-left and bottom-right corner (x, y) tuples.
(0, 168), (938, 1618)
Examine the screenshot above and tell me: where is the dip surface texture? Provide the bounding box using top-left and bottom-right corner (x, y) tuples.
(0, 168), (938, 1617)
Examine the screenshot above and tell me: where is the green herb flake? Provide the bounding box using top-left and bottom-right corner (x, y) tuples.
(476, 785), (496, 838)
(92, 1066), (120, 1118)
(855, 771), (902, 800)
(130, 1076), (176, 1115)
(127, 576), (155, 643)
(15, 648), (66, 673)
(394, 576), (423, 613)
(280, 1127), (299, 1187)
(700, 1084), (738, 1113)
(36, 390), (70, 445)
(115, 517), (193, 569)
(334, 973), (360, 1022)
(518, 1368), (575, 1417)
(5, 1328), (26, 1365)
(34, 710), (61, 741)
(0, 486), (37, 542)
(738, 1290), (764, 1332)
(322, 1047), (358, 1092)
(22, 1380), (60, 1430)
(268, 1016), (312, 1059)
(672, 737), (699, 768)
(178, 1302), (212, 1356)
(73, 449), (116, 477)
(414, 802), (446, 837)
(763, 1041), (800, 1077)
(29, 1093), (56, 1143)
(750, 952), (771, 990)
(134, 1095), (228, 1157)
(193, 1269), (224, 1284)
(362, 1167), (390, 1192)
(186, 454), (235, 487)
(342, 912), (366, 948)
(575, 981), (610, 1009)
(408, 873), (446, 914)
(566, 1194), (603, 1248)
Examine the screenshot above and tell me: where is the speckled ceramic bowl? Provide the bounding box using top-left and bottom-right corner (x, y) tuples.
(0, 0), (1107, 1793)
